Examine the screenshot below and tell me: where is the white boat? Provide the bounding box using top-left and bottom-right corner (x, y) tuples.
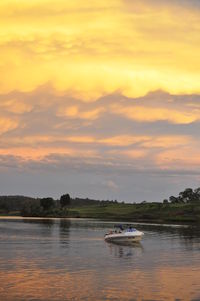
(104, 224), (144, 244)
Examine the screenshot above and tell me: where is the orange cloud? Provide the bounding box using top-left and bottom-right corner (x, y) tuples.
(141, 136), (191, 148)
(0, 145), (99, 160)
(0, 117), (18, 134)
(111, 104), (200, 124)
(0, 1), (200, 99)
(0, 99), (33, 114)
(57, 106), (105, 120)
(99, 135), (150, 146)
(0, 147), (74, 160)
(0, 1), (200, 200)
(118, 149), (147, 159)
(156, 148), (200, 169)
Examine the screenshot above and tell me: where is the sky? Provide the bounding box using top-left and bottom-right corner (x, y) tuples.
(0, 0), (200, 202)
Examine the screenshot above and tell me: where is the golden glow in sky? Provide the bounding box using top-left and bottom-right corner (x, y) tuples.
(1, 0), (200, 98)
(0, 0), (200, 200)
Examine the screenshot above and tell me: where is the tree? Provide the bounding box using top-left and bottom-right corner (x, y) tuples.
(179, 188), (193, 203)
(40, 198), (54, 211)
(193, 188), (200, 202)
(163, 199), (169, 204)
(169, 196), (179, 203)
(194, 187), (200, 195)
(60, 194), (71, 208)
(21, 203), (31, 216)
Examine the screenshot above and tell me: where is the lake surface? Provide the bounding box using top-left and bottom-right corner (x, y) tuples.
(0, 217), (200, 301)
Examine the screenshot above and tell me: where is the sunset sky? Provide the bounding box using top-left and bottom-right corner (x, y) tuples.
(0, 0), (200, 201)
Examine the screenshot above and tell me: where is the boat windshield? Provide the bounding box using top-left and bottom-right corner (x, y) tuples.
(126, 228), (137, 232)
(114, 224), (137, 232)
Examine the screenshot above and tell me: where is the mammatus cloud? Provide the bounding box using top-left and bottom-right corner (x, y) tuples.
(0, 0), (200, 99)
(0, 98), (33, 114)
(111, 104), (200, 124)
(0, 88), (200, 175)
(0, 0), (200, 200)
(0, 88), (200, 201)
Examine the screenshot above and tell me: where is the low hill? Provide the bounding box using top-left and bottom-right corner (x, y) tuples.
(0, 187), (200, 223)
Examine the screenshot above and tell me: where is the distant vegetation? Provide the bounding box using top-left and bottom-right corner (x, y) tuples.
(165, 187), (200, 204)
(0, 194), (118, 218)
(0, 187), (200, 223)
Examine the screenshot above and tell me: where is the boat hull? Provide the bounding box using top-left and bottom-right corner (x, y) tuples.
(104, 233), (143, 243)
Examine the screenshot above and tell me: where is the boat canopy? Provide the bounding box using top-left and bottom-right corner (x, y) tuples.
(114, 224), (136, 231)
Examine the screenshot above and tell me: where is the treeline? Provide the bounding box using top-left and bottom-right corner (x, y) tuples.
(0, 195), (39, 214)
(0, 186), (200, 219)
(0, 194), (119, 217)
(0, 194), (71, 217)
(21, 194), (71, 217)
(163, 187), (200, 204)
(71, 198), (119, 206)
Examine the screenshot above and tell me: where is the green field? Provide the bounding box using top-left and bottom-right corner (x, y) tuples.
(1, 195), (200, 224)
(67, 202), (200, 223)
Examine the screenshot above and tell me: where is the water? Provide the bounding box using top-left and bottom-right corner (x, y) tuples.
(0, 217), (200, 301)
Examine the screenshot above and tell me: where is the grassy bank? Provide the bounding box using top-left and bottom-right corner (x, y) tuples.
(67, 202), (200, 224)
(1, 202), (200, 224)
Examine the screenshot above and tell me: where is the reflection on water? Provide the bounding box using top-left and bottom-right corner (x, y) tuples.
(107, 241), (144, 258)
(0, 217), (200, 301)
(59, 219), (71, 246)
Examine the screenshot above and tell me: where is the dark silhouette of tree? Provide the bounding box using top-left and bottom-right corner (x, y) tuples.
(163, 199), (169, 204)
(194, 187), (200, 195)
(193, 188), (200, 202)
(169, 196), (179, 203)
(60, 194), (71, 208)
(21, 203), (31, 216)
(179, 188), (193, 203)
(40, 198), (54, 211)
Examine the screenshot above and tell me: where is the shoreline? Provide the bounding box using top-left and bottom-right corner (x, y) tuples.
(1, 201), (200, 225)
(0, 214), (198, 226)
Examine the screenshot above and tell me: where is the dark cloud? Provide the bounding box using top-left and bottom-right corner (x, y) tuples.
(0, 88), (200, 201)
(0, 153), (200, 202)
